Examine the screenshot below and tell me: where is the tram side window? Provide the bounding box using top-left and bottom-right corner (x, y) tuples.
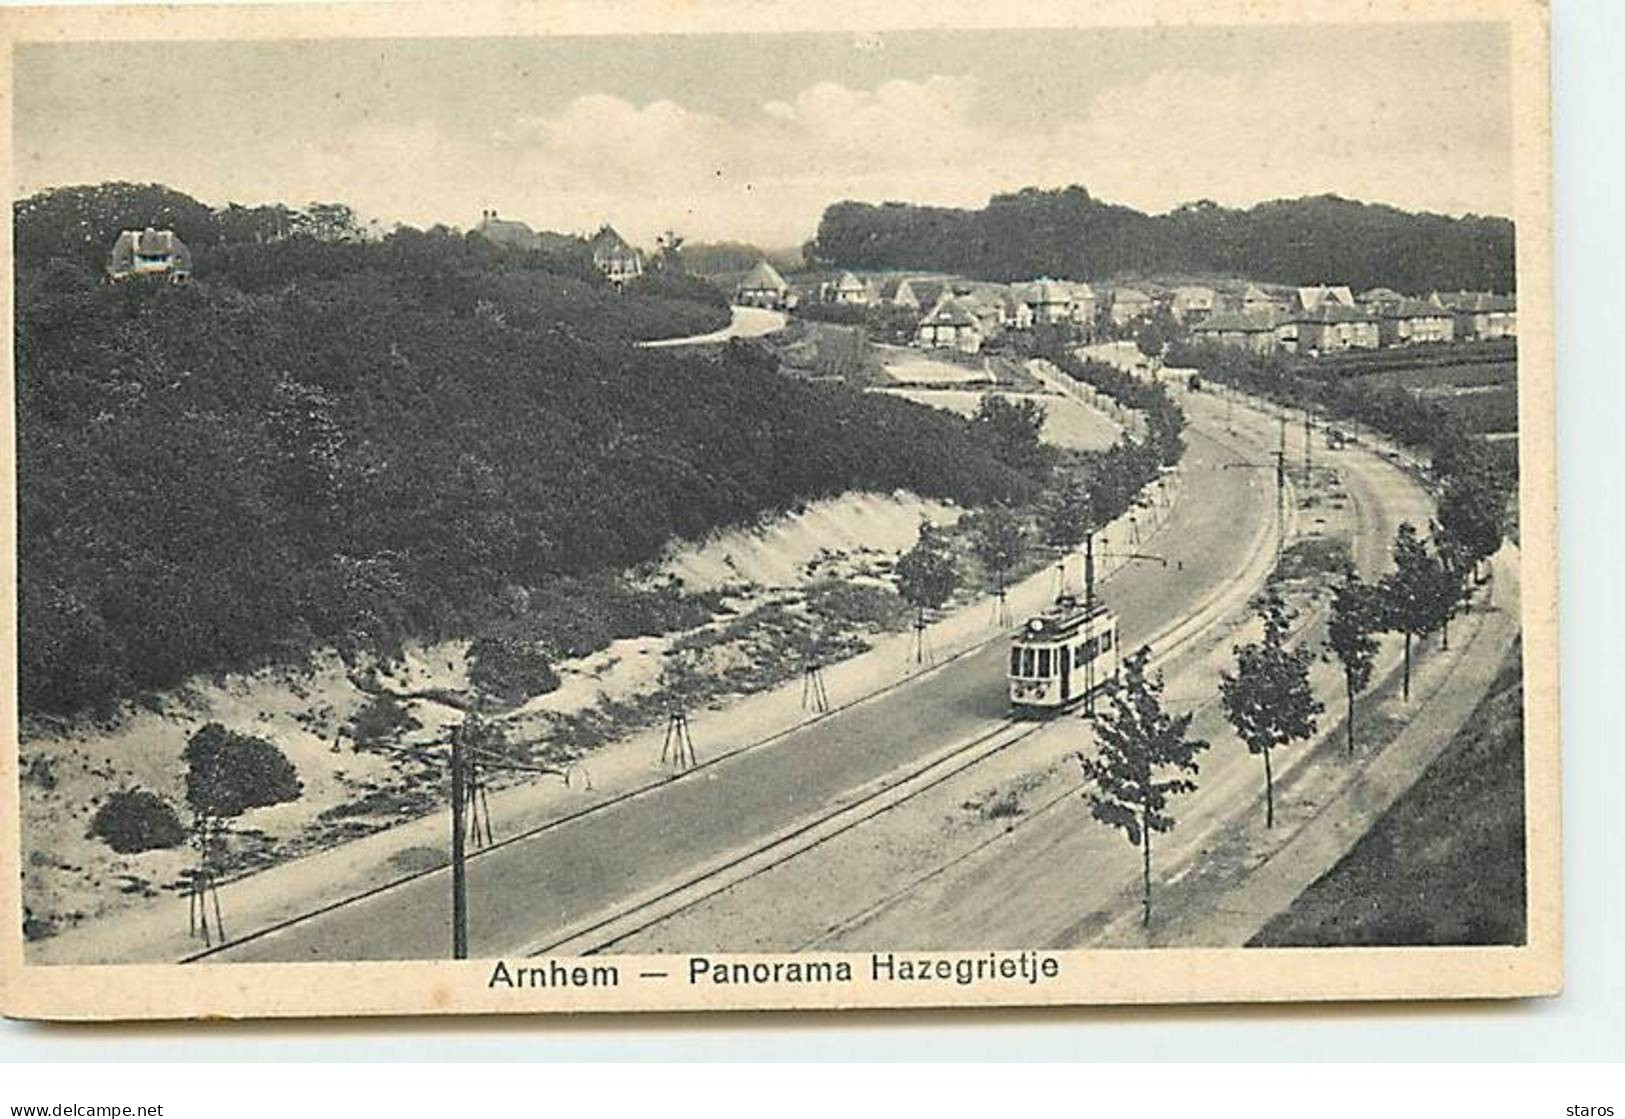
(1103, 630), (1113, 651)
(1037, 647), (1052, 677)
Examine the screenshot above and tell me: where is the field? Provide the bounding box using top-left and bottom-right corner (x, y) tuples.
(1345, 354), (1519, 436)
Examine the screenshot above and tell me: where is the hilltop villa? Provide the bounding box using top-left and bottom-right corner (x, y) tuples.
(107, 228), (192, 282)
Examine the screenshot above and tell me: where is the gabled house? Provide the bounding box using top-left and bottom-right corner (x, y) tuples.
(826, 271), (870, 305)
(959, 288), (1012, 336)
(876, 277), (920, 311)
(1109, 287), (1154, 326)
(107, 228), (192, 282)
(1169, 286), (1217, 324)
(1189, 310), (1282, 356)
(1293, 285), (1357, 314)
(914, 296), (984, 354)
(1432, 291), (1517, 340)
(589, 224), (644, 290)
(1022, 278), (1075, 326)
(1378, 297), (1455, 346)
(473, 210), (541, 251)
(1288, 303), (1381, 354)
(1066, 283), (1097, 327)
(735, 259), (793, 309)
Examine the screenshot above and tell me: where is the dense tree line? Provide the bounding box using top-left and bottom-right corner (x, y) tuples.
(16, 186), (1036, 717)
(807, 186), (1515, 294)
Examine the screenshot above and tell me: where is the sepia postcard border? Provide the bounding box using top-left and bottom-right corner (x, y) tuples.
(0, 0), (1561, 1021)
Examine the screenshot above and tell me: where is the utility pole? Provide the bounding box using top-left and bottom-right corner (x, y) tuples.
(1303, 405), (1313, 481)
(1224, 452), (1288, 571)
(449, 724), (468, 960)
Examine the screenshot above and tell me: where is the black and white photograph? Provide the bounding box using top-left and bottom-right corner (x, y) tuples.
(0, 0), (1559, 1020)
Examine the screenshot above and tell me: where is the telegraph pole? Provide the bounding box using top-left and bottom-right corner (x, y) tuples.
(450, 724), (468, 960)
(1303, 405), (1313, 480)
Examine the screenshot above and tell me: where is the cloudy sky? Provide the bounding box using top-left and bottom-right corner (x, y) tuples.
(14, 24), (1512, 248)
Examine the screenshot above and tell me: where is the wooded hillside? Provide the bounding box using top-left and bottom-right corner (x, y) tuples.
(807, 186), (1515, 293)
(16, 184), (1034, 717)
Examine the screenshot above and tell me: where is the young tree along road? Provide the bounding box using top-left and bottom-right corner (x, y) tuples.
(1326, 571), (1382, 754)
(1219, 585), (1323, 829)
(1078, 645), (1209, 926)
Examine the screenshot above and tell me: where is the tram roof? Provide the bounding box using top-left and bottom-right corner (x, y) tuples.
(1018, 597), (1114, 639)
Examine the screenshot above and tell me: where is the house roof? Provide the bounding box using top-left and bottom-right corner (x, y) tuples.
(1241, 284), (1275, 302)
(1192, 310), (1279, 334)
(1382, 298), (1453, 320)
(1113, 287), (1152, 305)
(1023, 277), (1073, 306)
(475, 215), (540, 250)
(1295, 285), (1356, 312)
(1172, 285), (1216, 305)
(920, 296), (980, 328)
(833, 271), (868, 293)
(589, 224), (640, 260)
(108, 228), (192, 273)
(738, 259), (789, 292)
(1433, 290), (1516, 313)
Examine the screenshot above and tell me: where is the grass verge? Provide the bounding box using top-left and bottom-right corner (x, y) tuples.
(1249, 643), (1526, 947)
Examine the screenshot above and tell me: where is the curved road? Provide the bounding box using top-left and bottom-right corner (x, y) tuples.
(636, 305), (787, 348)
(205, 400), (1274, 962)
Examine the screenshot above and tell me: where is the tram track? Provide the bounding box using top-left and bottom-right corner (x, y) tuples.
(178, 379), (1282, 965)
(529, 402), (1289, 957)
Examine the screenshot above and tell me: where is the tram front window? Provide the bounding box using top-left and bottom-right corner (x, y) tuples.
(1010, 648), (1021, 676)
(1037, 648), (1052, 677)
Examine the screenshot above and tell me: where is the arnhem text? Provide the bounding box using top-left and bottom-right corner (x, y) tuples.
(487, 952), (1062, 990)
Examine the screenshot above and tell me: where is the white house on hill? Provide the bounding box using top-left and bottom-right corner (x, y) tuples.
(107, 228), (192, 282)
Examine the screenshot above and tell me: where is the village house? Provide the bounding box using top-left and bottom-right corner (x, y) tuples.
(1020, 278), (1076, 326)
(1109, 287), (1154, 326)
(826, 271), (871, 305)
(1288, 303), (1381, 354)
(1378, 297), (1456, 346)
(107, 228), (192, 282)
(1433, 291), (1518, 340)
(1293, 284), (1358, 314)
(914, 296), (984, 354)
(473, 210), (540, 251)
(735, 260), (794, 309)
(1066, 283), (1096, 328)
(1169, 285), (1217, 324)
(1189, 310), (1282, 356)
(875, 277), (919, 311)
(589, 224), (644, 290)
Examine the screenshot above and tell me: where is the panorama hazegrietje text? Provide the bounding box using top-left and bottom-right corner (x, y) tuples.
(488, 951), (1062, 990)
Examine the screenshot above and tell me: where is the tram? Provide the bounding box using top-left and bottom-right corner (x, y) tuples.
(1008, 594), (1121, 714)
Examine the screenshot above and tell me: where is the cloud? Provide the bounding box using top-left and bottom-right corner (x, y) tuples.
(451, 62), (1508, 248)
(17, 58), (1510, 250)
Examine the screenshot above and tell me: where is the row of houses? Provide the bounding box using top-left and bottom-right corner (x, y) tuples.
(472, 211), (646, 290)
(1189, 284), (1516, 356)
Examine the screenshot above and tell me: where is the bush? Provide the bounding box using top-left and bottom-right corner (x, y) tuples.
(346, 693), (421, 747)
(183, 723), (302, 819)
(467, 630), (561, 703)
(88, 788), (187, 854)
